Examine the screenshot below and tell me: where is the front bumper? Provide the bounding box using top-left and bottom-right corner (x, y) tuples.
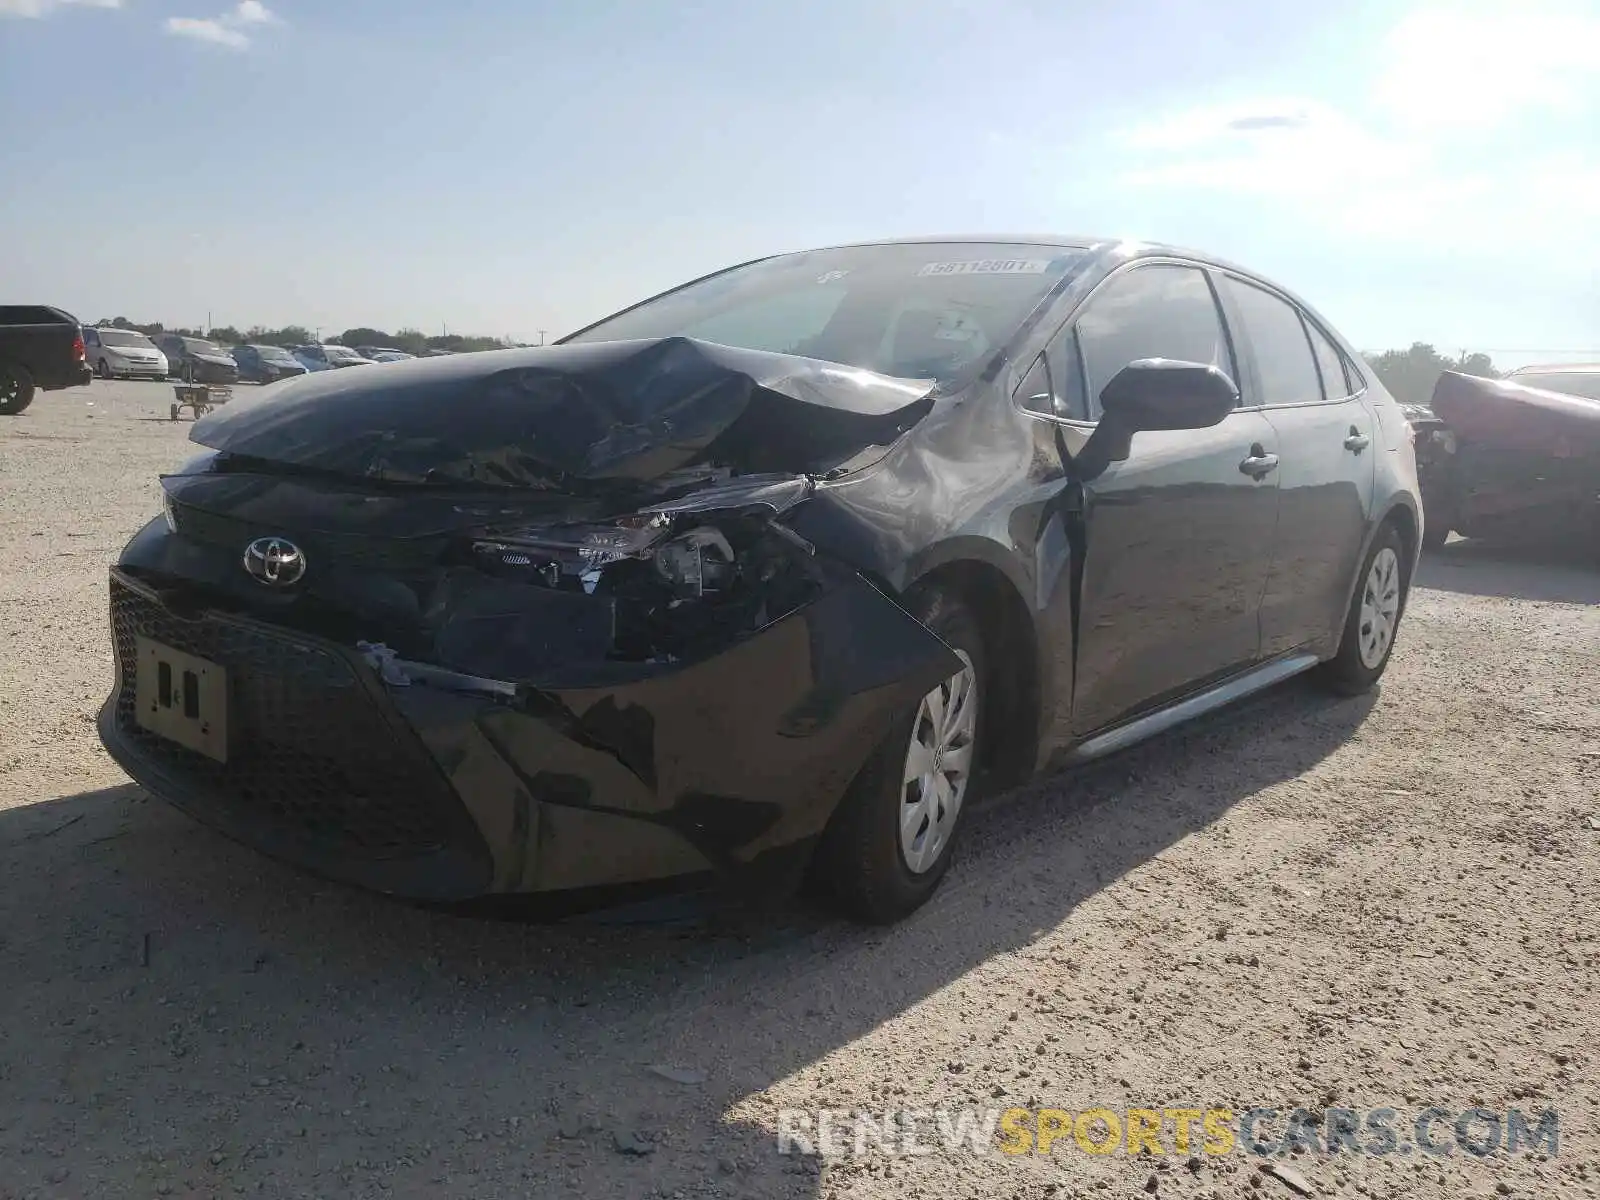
(99, 566), (957, 904)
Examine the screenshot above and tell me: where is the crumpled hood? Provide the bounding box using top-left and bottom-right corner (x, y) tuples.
(190, 337), (936, 489)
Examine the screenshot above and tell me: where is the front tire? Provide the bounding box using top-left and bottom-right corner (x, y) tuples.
(811, 585), (988, 923)
(1318, 523), (1409, 695)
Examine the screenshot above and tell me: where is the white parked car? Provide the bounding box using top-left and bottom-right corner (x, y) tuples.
(84, 328), (169, 380)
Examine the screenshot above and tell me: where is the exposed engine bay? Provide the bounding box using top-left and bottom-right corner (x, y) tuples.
(439, 472), (830, 673)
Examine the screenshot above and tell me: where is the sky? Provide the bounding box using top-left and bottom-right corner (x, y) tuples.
(2, 0), (1596, 365)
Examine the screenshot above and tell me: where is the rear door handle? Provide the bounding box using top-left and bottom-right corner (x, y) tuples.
(1344, 427), (1370, 453)
(1239, 445), (1279, 479)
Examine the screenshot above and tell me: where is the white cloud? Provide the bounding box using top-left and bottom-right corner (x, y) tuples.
(163, 1), (281, 48)
(233, 0), (276, 23)
(1111, 2), (1600, 248)
(164, 15), (249, 45)
(0, 0), (120, 18)
(1118, 100), (1418, 213)
(1373, 5), (1600, 132)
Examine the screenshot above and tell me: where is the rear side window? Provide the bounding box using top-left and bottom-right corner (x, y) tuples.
(1075, 265), (1234, 418)
(1220, 278), (1322, 407)
(1304, 321), (1353, 401)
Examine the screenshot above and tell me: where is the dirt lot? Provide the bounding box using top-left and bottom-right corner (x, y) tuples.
(2, 379), (1598, 1200)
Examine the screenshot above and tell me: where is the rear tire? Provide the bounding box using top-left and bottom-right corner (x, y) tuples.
(0, 363), (35, 415)
(1318, 523), (1409, 696)
(96, 357), (113, 380)
(811, 585), (988, 923)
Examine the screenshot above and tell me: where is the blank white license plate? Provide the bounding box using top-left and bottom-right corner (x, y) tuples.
(134, 636), (230, 762)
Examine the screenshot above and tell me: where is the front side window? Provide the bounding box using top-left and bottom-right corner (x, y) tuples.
(565, 242), (1087, 386)
(1220, 277), (1322, 407)
(1074, 264), (1234, 418)
(1014, 353), (1053, 416)
(1013, 326), (1091, 420)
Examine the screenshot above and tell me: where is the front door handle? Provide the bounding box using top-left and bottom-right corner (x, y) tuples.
(1239, 444), (1279, 480)
(1344, 426), (1371, 454)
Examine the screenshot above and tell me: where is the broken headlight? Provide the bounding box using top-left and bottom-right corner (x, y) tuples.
(470, 474), (811, 591)
(465, 474), (820, 661)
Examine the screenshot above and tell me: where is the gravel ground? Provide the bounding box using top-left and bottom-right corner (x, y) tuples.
(3, 380), (1598, 1200)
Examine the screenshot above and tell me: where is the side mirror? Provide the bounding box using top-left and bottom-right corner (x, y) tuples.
(1099, 358), (1239, 430)
(1075, 359), (1239, 480)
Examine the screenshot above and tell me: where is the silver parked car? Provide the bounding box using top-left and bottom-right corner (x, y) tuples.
(84, 328), (169, 380)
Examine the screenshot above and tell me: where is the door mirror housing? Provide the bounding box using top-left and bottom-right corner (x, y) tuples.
(1099, 358), (1239, 430)
(1075, 359), (1239, 480)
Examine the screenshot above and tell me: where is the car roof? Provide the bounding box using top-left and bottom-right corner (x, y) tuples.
(1509, 362), (1600, 375)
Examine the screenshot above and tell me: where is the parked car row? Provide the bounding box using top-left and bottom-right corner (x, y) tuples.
(81, 330), (445, 385)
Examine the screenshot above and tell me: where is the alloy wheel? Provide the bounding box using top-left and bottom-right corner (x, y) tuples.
(899, 649), (978, 875)
(1358, 547), (1402, 668)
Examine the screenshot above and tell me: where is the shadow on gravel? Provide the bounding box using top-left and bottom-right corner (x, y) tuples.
(0, 677), (1374, 1197)
(1417, 537), (1600, 604)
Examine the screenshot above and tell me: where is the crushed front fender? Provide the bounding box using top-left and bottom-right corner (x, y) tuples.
(384, 574), (962, 896)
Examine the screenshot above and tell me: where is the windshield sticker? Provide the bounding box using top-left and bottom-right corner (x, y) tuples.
(917, 259), (1051, 277)
(816, 269), (850, 284)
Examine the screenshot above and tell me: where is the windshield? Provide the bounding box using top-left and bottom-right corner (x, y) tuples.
(250, 345), (299, 363)
(183, 339), (225, 354)
(565, 242), (1086, 384)
(1511, 371), (1600, 402)
(326, 346), (365, 360)
(99, 330), (156, 349)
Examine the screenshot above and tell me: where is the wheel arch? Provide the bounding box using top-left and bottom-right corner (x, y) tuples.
(1328, 495), (1420, 661)
(901, 544), (1041, 791)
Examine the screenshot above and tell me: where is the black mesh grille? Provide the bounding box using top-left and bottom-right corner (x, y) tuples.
(110, 577), (458, 858)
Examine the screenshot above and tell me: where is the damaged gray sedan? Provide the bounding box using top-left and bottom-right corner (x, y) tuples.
(98, 237), (1423, 922)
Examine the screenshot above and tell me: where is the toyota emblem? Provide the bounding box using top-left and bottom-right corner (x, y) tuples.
(243, 536), (307, 586)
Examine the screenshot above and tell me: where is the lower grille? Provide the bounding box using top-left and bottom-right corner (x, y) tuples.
(109, 577), (459, 859)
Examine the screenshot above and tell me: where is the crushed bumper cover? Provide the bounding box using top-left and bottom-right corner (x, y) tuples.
(99, 567), (960, 903)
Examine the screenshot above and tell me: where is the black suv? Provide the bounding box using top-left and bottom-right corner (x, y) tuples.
(0, 305), (92, 414)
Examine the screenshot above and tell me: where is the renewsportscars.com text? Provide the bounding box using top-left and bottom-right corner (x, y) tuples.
(776, 1105), (1560, 1160)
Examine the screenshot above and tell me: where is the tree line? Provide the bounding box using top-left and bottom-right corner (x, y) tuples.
(1362, 344), (1499, 409)
(92, 316), (517, 356)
